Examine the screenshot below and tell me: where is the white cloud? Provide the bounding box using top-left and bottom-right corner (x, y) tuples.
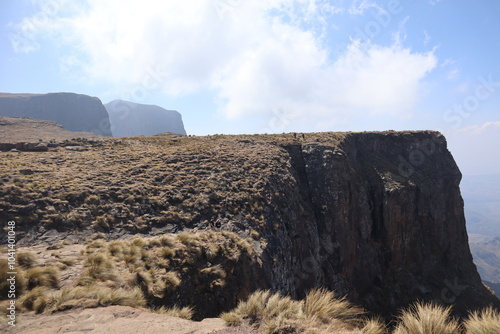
(10, 0), (437, 126)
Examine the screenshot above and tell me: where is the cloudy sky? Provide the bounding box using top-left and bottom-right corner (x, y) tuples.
(0, 0), (499, 175)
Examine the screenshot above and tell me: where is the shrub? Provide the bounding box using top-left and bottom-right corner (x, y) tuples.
(463, 306), (500, 334)
(393, 302), (460, 334)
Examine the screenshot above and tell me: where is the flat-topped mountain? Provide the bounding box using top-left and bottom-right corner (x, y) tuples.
(105, 99), (186, 137)
(0, 93), (112, 136)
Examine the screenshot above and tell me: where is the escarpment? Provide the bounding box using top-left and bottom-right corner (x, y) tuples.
(0, 92), (112, 136)
(0, 131), (497, 318)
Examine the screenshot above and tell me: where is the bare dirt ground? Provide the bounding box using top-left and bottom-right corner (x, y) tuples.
(1, 305), (261, 334)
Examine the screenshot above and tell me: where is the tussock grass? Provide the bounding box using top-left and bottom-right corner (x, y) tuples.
(78, 252), (117, 284)
(25, 266), (59, 289)
(221, 289), (368, 334)
(1, 259), (26, 298)
(304, 288), (365, 324)
(17, 252), (37, 268)
(42, 285), (146, 313)
(463, 306), (500, 334)
(393, 302), (460, 334)
(154, 305), (194, 320)
(361, 318), (388, 334)
(19, 286), (48, 311)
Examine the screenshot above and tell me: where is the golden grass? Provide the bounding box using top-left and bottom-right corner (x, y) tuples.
(393, 302), (460, 334)
(17, 252), (37, 268)
(19, 286), (48, 311)
(154, 305), (194, 320)
(42, 285), (146, 313)
(1, 259), (26, 298)
(463, 306), (500, 334)
(221, 289), (368, 334)
(304, 288), (365, 324)
(78, 252), (117, 284)
(25, 266), (59, 289)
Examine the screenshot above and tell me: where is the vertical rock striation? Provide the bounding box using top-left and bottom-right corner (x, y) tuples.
(261, 131), (498, 317)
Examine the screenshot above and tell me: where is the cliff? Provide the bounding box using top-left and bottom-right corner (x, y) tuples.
(0, 131), (497, 318)
(105, 99), (186, 137)
(0, 93), (112, 136)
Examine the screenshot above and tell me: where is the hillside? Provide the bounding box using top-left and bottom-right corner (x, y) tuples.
(1, 130), (497, 323)
(0, 116), (104, 142)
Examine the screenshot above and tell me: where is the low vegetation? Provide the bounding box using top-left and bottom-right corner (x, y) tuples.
(221, 290), (500, 334)
(221, 289), (380, 334)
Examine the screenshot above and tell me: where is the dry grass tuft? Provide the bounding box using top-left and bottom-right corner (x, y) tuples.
(17, 252), (37, 268)
(304, 288), (365, 324)
(154, 305), (194, 320)
(393, 302), (460, 334)
(463, 306), (500, 334)
(44, 285), (146, 313)
(221, 289), (368, 334)
(25, 266), (59, 289)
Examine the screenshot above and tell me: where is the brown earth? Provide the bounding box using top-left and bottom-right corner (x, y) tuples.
(1, 305), (261, 334)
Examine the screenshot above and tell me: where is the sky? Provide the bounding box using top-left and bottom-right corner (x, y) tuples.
(0, 0), (499, 175)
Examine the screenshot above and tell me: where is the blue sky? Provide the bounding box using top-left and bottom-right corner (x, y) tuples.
(0, 0), (499, 175)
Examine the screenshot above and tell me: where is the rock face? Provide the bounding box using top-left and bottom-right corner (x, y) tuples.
(0, 93), (112, 136)
(105, 99), (186, 137)
(260, 131), (496, 317)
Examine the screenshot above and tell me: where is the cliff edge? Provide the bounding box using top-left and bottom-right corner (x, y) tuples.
(0, 131), (497, 318)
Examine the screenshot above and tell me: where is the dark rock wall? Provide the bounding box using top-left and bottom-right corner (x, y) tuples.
(259, 131), (498, 317)
(105, 99), (186, 137)
(0, 93), (112, 136)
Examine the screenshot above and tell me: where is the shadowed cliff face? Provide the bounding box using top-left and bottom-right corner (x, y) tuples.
(0, 93), (112, 136)
(0, 131), (496, 318)
(262, 131), (494, 317)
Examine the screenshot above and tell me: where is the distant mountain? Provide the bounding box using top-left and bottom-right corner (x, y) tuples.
(463, 175), (500, 296)
(470, 238), (500, 283)
(105, 100), (186, 137)
(463, 175), (500, 237)
(0, 92), (112, 136)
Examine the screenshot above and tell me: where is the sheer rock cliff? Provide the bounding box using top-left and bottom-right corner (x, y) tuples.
(0, 93), (112, 136)
(0, 131), (497, 318)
